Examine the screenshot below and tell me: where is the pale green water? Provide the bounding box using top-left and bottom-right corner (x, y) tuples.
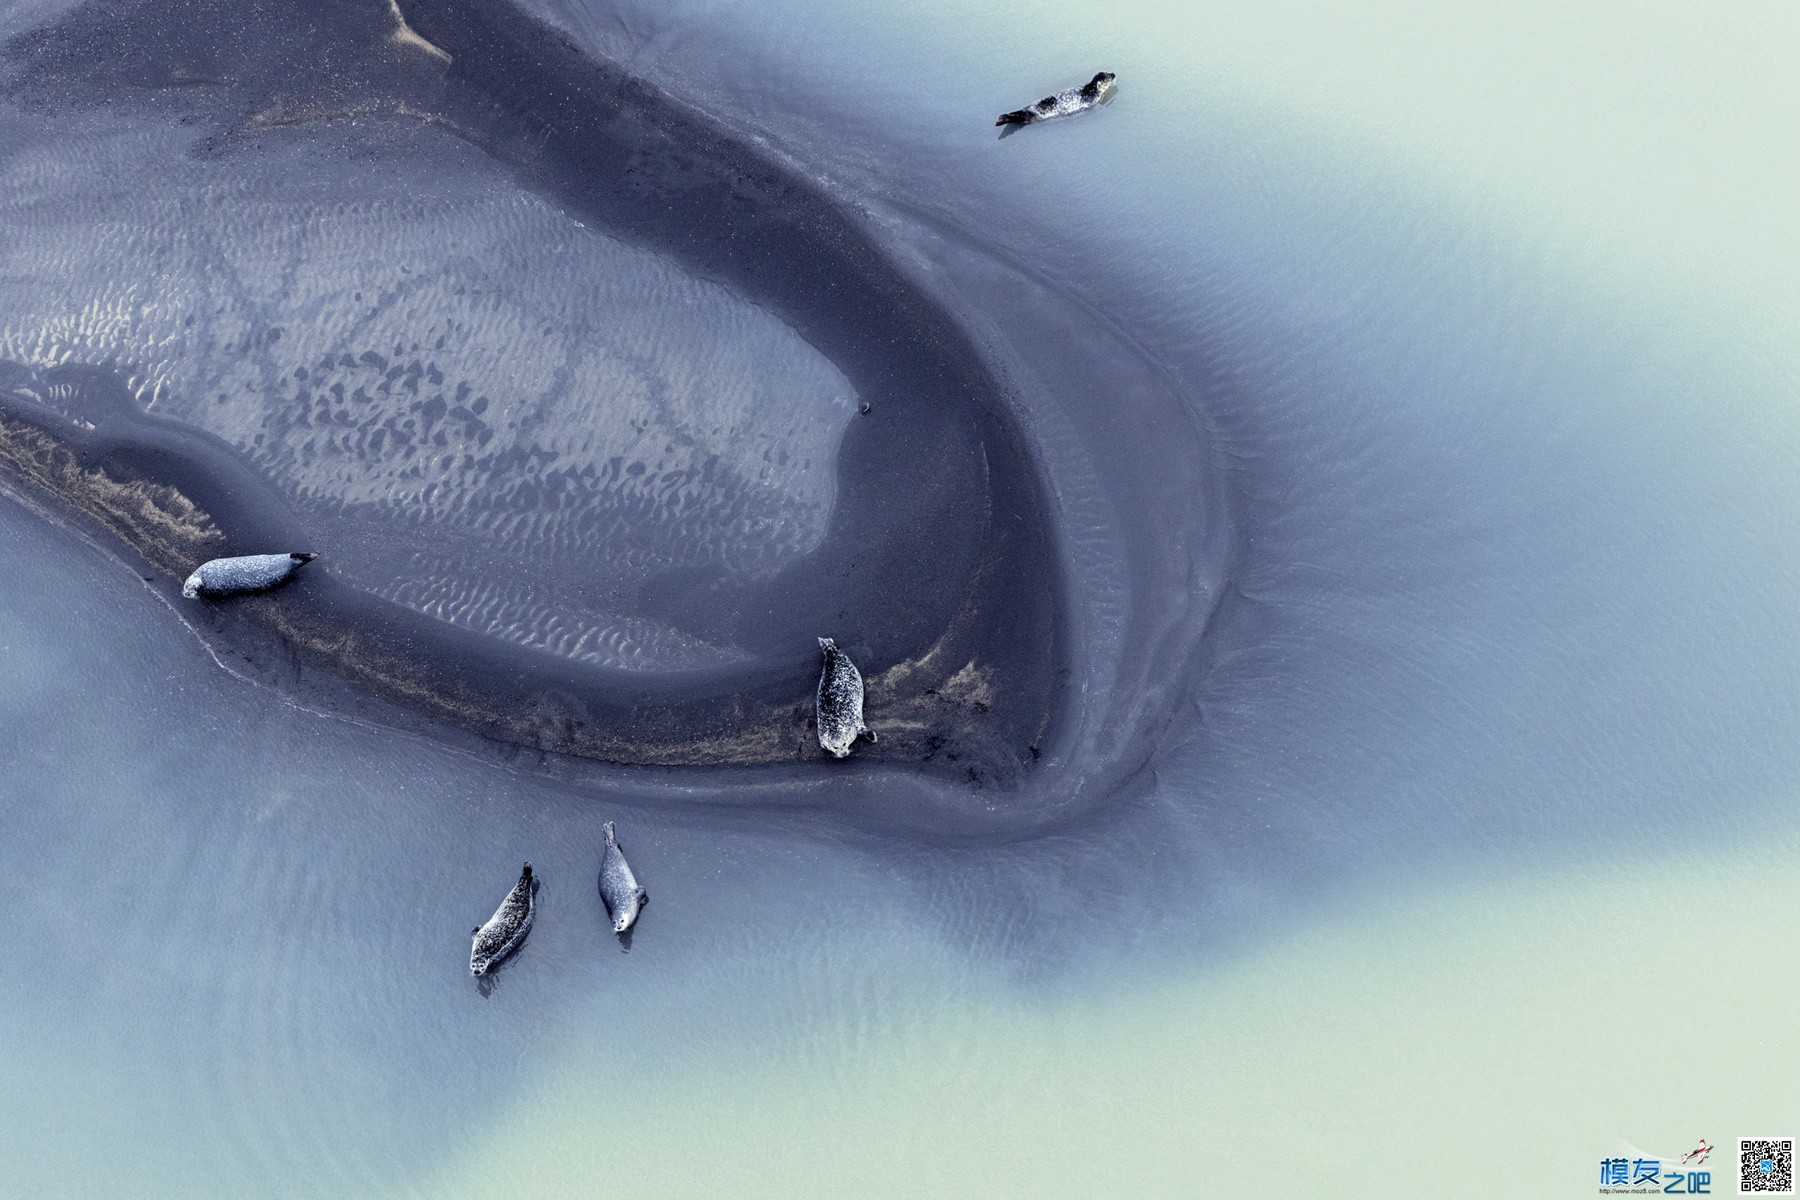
(774, 0), (1800, 347)
(495, 8), (1800, 1192)
(424, 834), (1800, 1197)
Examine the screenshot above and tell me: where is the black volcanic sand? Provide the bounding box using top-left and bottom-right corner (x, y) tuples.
(0, 0), (1066, 787)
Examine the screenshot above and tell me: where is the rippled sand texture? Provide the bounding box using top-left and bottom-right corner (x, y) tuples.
(0, 118), (856, 671)
(0, 0), (1069, 776)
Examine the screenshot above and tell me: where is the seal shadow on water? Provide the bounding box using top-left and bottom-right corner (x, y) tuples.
(0, 0), (1072, 812)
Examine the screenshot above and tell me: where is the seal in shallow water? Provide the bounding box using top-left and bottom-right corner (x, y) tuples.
(182, 552), (315, 599)
(597, 822), (647, 935)
(470, 861), (536, 977)
(996, 72), (1117, 128)
(816, 637), (876, 758)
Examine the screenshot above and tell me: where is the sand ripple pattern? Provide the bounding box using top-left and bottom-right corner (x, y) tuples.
(0, 115), (857, 670)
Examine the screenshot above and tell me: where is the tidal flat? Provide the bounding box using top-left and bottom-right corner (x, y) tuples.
(0, 0), (1796, 1195)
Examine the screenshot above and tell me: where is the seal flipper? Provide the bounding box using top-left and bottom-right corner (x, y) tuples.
(996, 108), (1034, 127)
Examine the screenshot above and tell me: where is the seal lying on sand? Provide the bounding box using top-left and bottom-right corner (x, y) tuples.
(598, 822), (647, 935)
(182, 552), (315, 599)
(470, 862), (536, 977)
(996, 72), (1117, 128)
(816, 637), (876, 758)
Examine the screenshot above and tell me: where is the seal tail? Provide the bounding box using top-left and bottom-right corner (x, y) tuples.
(602, 821), (616, 848)
(995, 109), (1033, 127)
(289, 552), (317, 564)
(818, 636), (836, 652)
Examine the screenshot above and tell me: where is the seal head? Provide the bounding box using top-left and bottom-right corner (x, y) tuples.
(815, 636), (876, 758)
(182, 551), (316, 599)
(470, 861), (536, 977)
(597, 821), (647, 935)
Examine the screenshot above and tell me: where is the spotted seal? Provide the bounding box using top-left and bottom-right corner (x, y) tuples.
(470, 861), (536, 977)
(597, 822), (647, 935)
(815, 636), (876, 758)
(182, 551), (316, 599)
(996, 72), (1117, 128)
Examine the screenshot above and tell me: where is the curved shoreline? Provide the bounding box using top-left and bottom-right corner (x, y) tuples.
(0, 0), (1068, 785)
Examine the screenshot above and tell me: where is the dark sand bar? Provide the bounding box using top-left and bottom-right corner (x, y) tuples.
(0, 0), (1067, 787)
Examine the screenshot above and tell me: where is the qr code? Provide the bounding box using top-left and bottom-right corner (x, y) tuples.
(1741, 1138), (1795, 1194)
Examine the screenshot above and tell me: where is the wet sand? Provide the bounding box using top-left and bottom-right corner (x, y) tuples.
(0, 0), (1068, 793)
